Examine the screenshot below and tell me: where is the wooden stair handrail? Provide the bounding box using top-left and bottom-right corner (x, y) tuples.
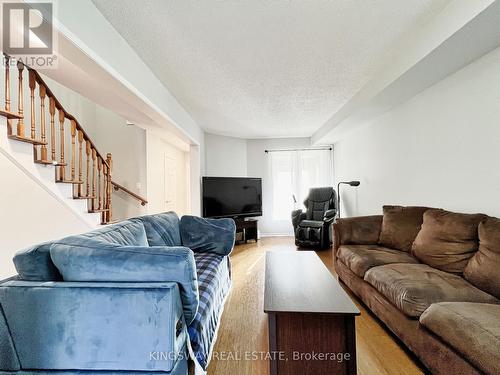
(111, 181), (148, 206)
(1, 54), (109, 166)
(1, 54), (148, 224)
(28, 68), (110, 168)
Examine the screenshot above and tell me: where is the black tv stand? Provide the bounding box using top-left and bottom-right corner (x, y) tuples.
(234, 218), (258, 244)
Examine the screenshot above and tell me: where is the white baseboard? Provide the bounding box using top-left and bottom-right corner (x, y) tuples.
(259, 233), (294, 237)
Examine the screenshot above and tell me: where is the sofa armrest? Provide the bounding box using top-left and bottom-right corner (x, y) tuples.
(0, 281), (187, 372)
(333, 215), (383, 254)
(180, 215), (235, 255)
(50, 241), (198, 324)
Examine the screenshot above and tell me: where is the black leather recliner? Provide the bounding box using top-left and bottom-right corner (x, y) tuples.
(291, 187), (337, 249)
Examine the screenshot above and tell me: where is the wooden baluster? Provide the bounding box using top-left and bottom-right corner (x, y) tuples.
(5, 56), (12, 135)
(77, 130), (83, 197)
(106, 153), (113, 223)
(58, 109), (65, 180)
(16, 61), (24, 137)
(39, 83), (48, 161)
(92, 149), (97, 210)
(102, 163), (107, 222)
(97, 157), (103, 210)
(86, 140), (91, 197)
(28, 70), (36, 142)
(70, 120), (76, 181)
(49, 97), (56, 161)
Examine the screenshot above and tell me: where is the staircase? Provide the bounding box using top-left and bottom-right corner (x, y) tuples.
(0, 55), (147, 224)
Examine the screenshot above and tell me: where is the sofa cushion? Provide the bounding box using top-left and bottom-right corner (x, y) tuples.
(464, 217), (500, 299)
(337, 245), (419, 277)
(180, 216), (235, 256)
(189, 252), (231, 370)
(131, 212), (181, 247)
(412, 209), (486, 274)
(420, 302), (500, 375)
(335, 215), (383, 246)
(364, 263), (498, 318)
(13, 221), (147, 282)
(78, 220), (148, 247)
(378, 205), (429, 252)
(13, 242), (62, 281)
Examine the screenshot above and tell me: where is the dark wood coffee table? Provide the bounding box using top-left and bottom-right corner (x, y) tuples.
(264, 251), (360, 375)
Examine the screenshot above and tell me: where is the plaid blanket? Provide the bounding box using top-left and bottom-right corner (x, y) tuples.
(188, 252), (231, 371)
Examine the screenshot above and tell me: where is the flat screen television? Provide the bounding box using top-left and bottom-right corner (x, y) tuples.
(202, 177), (262, 219)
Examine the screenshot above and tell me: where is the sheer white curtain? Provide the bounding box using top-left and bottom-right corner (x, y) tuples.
(267, 149), (333, 220)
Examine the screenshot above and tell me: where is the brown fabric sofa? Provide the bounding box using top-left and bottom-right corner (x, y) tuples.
(333, 206), (500, 375)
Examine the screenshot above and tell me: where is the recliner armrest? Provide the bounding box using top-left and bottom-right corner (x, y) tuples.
(324, 209), (337, 221)
(292, 209), (306, 229)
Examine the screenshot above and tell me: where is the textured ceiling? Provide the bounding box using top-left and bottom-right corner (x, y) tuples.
(92, 0), (451, 139)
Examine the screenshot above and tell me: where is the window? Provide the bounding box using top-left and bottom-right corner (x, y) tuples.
(267, 149), (333, 220)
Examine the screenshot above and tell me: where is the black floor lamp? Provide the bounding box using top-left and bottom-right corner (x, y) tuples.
(337, 181), (360, 218)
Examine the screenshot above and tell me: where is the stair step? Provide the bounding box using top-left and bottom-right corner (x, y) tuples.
(34, 159), (67, 166)
(0, 110), (22, 119)
(34, 159), (57, 165)
(88, 208), (109, 213)
(55, 179), (84, 184)
(8, 134), (47, 145)
(73, 195), (95, 200)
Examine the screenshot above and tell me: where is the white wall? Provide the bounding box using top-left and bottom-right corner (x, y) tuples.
(0, 151), (91, 279)
(44, 76), (148, 220)
(312, 0), (497, 144)
(335, 45), (500, 218)
(90, 107), (147, 219)
(190, 144), (202, 216)
(204, 133), (248, 177)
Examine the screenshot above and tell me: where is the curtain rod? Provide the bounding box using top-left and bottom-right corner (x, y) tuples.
(265, 147), (332, 153)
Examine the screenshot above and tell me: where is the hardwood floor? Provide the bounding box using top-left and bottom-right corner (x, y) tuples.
(207, 236), (424, 375)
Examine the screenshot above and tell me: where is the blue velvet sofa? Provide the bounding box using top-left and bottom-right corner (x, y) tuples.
(0, 212), (235, 375)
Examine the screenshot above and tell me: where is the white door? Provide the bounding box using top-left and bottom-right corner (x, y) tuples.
(164, 154), (177, 212)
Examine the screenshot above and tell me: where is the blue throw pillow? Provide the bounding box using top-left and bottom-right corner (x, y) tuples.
(180, 216), (235, 255)
(76, 220), (148, 247)
(131, 212), (182, 247)
(13, 220), (147, 281)
(13, 242), (62, 281)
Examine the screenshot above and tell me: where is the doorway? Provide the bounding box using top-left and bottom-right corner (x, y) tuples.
(146, 132), (191, 216)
